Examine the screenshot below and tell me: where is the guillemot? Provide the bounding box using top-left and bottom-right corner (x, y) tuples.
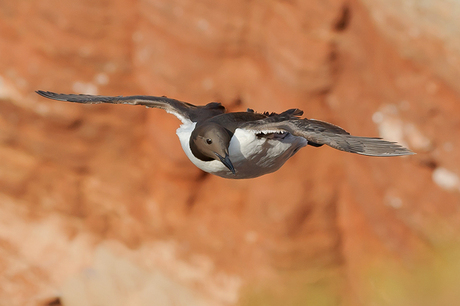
(36, 90), (413, 179)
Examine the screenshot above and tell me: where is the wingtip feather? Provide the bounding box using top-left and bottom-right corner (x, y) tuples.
(36, 90), (65, 101)
(350, 138), (415, 157)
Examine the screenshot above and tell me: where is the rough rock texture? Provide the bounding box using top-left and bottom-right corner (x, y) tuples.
(0, 0), (459, 305)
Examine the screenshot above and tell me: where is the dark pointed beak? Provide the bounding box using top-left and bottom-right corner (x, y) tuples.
(216, 153), (235, 174)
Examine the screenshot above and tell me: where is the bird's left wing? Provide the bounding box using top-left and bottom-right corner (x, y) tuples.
(36, 90), (225, 123)
(240, 111), (414, 157)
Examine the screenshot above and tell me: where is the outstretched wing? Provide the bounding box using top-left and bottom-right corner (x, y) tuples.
(36, 90), (226, 123)
(241, 114), (414, 157)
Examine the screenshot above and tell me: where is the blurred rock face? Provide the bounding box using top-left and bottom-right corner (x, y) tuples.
(0, 0), (459, 305)
(360, 0), (460, 93)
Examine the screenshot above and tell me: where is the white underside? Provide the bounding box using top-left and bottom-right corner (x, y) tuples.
(176, 121), (307, 179)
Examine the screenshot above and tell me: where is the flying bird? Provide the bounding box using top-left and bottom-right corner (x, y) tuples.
(36, 90), (413, 179)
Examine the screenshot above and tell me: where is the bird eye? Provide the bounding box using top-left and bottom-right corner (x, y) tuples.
(206, 139), (212, 144)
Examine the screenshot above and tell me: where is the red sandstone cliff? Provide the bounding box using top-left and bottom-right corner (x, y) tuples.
(0, 0), (459, 305)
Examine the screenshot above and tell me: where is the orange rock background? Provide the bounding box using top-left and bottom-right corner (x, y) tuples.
(1, 0), (460, 305)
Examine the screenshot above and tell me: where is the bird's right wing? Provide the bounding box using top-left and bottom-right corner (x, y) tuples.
(36, 90), (226, 123)
(241, 114), (414, 157)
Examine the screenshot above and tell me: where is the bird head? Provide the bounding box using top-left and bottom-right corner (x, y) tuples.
(190, 123), (235, 174)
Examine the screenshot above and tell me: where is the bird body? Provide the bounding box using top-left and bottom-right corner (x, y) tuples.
(177, 120), (307, 178)
(36, 91), (414, 179)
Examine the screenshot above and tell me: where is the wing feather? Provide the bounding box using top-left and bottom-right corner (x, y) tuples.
(241, 116), (414, 157)
(36, 90), (225, 123)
